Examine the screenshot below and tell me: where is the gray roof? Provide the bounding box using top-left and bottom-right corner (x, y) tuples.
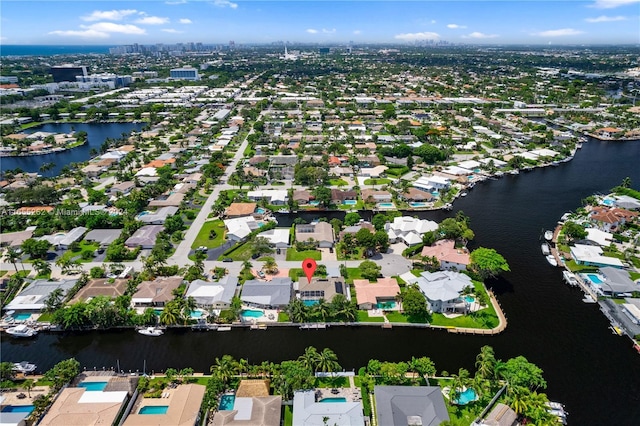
(4, 279), (77, 311)
(139, 206), (179, 224)
(415, 271), (471, 302)
(241, 278), (292, 307)
(374, 386), (449, 426)
(600, 267), (638, 294)
(125, 225), (163, 247)
(84, 228), (123, 246)
(186, 276), (238, 306)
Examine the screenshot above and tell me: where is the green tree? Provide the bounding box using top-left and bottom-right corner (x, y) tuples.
(5, 247), (22, 272)
(359, 260), (381, 280)
(317, 348), (341, 374)
(468, 247), (510, 280)
(21, 238), (51, 259)
(251, 236), (274, 257)
(33, 259), (51, 277)
(399, 285), (428, 319)
(0, 362), (15, 381)
(44, 358), (80, 391)
(344, 212), (362, 226)
(311, 186), (332, 208)
(298, 346), (320, 372)
(562, 221), (588, 241)
(475, 345), (497, 380)
(210, 355), (238, 385)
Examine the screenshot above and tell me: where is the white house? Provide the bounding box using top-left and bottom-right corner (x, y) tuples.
(224, 216), (260, 241)
(385, 216), (438, 246)
(247, 190), (288, 205)
(414, 271), (473, 313)
(413, 175), (450, 192)
(258, 228), (290, 248)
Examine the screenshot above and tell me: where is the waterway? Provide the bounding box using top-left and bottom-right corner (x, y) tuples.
(2, 138), (640, 424)
(0, 122), (145, 177)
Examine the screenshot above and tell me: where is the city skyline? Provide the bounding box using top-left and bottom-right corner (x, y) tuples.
(1, 0), (639, 46)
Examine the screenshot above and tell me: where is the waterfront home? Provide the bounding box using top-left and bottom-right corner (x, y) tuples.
(330, 189), (357, 205)
(374, 386), (449, 426)
(81, 164), (106, 178)
(240, 278), (293, 309)
(137, 206), (179, 225)
(479, 403), (518, 426)
(339, 222), (375, 240)
(40, 227), (87, 250)
(353, 278), (401, 310)
(292, 390), (365, 426)
(385, 217), (438, 246)
(412, 271), (473, 314)
(185, 276), (238, 309)
(361, 189), (392, 203)
(297, 277), (348, 304)
(295, 222), (335, 248)
(131, 276), (183, 309)
(479, 157), (507, 169)
(0, 228), (34, 248)
(595, 127), (623, 139)
(224, 216), (260, 242)
(413, 175), (450, 192)
(570, 244), (624, 268)
(293, 190), (311, 205)
(258, 228), (291, 248)
(247, 190), (288, 205)
(125, 225), (163, 249)
(4, 279), (77, 313)
(598, 267), (638, 296)
(71, 278), (128, 303)
(420, 239), (471, 271)
(399, 188), (433, 202)
(610, 195), (640, 210)
(213, 380), (282, 426)
(589, 206), (638, 232)
(84, 229), (123, 247)
(225, 202), (257, 218)
(123, 383), (205, 426)
(584, 228), (613, 247)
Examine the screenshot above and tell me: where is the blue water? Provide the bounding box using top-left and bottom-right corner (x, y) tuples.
(343, 200), (357, 205)
(303, 300), (319, 306)
(409, 202), (427, 208)
(219, 394), (235, 410)
(154, 309), (163, 316)
(1, 45), (111, 57)
(256, 208), (266, 214)
(241, 310), (264, 318)
(431, 191), (440, 197)
(376, 301), (397, 309)
(378, 203), (394, 208)
(78, 381), (107, 391)
(190, 310), (204, 318)
(11, 313), (31, 321)
(465, 296), (475, 303)
(1, 405), (34, 413)
(602, 199), (614, 206)
(138, 405), (168, 414)
(320, 397), (347, 403)
(310, 201), (320, 206)
(138, 211), (150, 217)
(455, 388), (477, 405)
(587, 274), (603, 285)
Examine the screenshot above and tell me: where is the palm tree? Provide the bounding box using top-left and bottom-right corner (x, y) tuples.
(449, 368), (470, 402)
(317, 348), (341, 375)
(44, 288), (65, 312)
(211, 355), (237, 385)
(287, 299), (307, 323)
(298, 346), (320, 372)
(262, 257), (278, 274)
(237, 358), (250, 377)
(5, 247), (22, 272)
(55, 257), (72, 274)
(475, 345), (496, 380)
(507, 386), (530, 415)
(33, 259), (51, 277)
(314, 299), (330, 322)
(22, 379), (34, 398)
(159, 303), (180, 325)
(182, 296), (197, 320)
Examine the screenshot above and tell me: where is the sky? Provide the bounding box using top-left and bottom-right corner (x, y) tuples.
(1, 0), (639, 45)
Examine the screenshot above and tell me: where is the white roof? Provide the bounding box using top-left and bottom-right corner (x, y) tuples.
(135, 167), (157, 177)
(292, 391), (364, 426)
(570, 244), (624, 268)
(515, 151), (539, 161)
(530, 148), (559, 158)
(443, 165), (472, 176)
(457, 160), (481, 170)
(78, 390), (128, 404)
(623, 304), (640, 322)
(388, 216), (438, 235)
(399, 272), (419, 284)
(479, 157), (507, 167)
(247, 189), (288, 203)
(224, 216), (259, 240)
(415, 271), (472, 302)
(585, 228), (613, 246)
(403, 232), (423, 246)
(259, 228), (290, 246)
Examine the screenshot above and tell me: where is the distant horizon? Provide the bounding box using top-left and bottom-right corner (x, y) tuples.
(2, 1), (639, 45)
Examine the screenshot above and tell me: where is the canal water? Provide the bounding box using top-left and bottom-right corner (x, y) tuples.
(0, 122), (145, 177)
(2, 138), (640, 424)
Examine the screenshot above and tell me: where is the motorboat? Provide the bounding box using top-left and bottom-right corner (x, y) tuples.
(138, 327), (163, 337)
(5, 324), (37, 338)
(217, 326), (232, 332)
(544, 230), (553, 241)
(546, 255), (558, 267)
(541, 243), (550, 255)
(562, 270), (579, 287)
(460, 192), (468, 197)
(13, 361), (37, 374)
(508, 169), (519, 175)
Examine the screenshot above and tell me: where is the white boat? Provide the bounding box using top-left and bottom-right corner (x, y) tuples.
(217, 326), (232, 332)
(460, 192), (468, 197)
(508, 169), (519, 175)
(541, 243), (550, 255)
(546, 255), (557, 267)
(544, 230), (553, 241)
(138, 327), (163, 337)
(5, 324), (37, 338)
(13, 361), (37, 374)
(562, 270), (578, 287)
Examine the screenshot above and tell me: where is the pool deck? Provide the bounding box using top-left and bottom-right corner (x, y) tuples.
(0, 385), (50, 406)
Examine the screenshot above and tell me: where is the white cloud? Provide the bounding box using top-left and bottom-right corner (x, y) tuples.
(135, 16), (169, 25)
(532, 28), (584, 37)
(212, 0), (238, 9)
(81, 22), (146, 35)
(589, 0), (640, 9)
(585, 15), (627, 22)
(447, 24), (467, 29)
(463, 32), (499, 39)
(306, 28), (318, 34)
(431, 20), (437, 24)
(162, 28), (183, 33)
(166, 0), (187, 4)
(179, 18), (192, 24)
(394, 32), (440, 41)
(81, 9), (138, 22)
(322, 28), (336, 34)
(353, 30), (362, 35)
(49, 29), (110, 39)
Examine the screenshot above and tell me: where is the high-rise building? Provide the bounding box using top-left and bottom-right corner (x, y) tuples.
(50, 65), (87, 83)
(170, 67), (199, 81)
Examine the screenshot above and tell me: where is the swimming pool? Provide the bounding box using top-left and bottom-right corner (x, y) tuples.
(78, 381), (108, 391)
(454, 388), (477, 405)
(241, 309), (264, 318)
(378, 202), (394, 208)
(602, 199), (614, 206)
(190, 310), (204, 318)
(11, 313), (31, 321)
(303, 300), (319, 306)
(343, 200), (357, 205)
(376, 301), (397, 309)
(139, 405), (168, 415)
(310, 201), (320, 206)
(320, 397), (347, 403)
(409, 202), (427, 208)
(256, 207), (266, 214)
(586, 274), (603, 285)
(1, 405), (34, 413)
(431, 191), (440, 197)
(154, 309), (163, 316)
(219, 394), (235, 410)
(464, 296), (475, 303)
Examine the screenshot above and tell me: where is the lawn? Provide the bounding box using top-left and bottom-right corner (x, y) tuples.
(315, 377), (349, 388)
(630, 271), (640, 281)
(289, 268), (328, 280)
(191, 219), (226, 249)
(283, 406), (293, 426)
(338, 201), (364, 210)
(329, 179), (348, 186)
(58, 241), (99, 263)
(363, 178), (392, 185)
(357, 311), (385, 322)
(278, 312), (290, 322)
(336, 245), (364, 261)
(224, 241), (253, 261)
(565, 259), (598, 273)
(286, 247), (322, 261)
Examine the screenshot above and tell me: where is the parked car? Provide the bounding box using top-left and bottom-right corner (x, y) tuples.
(222, 258), (233, 263)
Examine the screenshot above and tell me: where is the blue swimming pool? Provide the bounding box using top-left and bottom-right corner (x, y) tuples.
(303, 300), (319, 306)
(219, 394), (235, 410)
(190, 310), (204, 318)
(78, 381), (108, 391)
(602, 199), (614, 206)
(587, 274), (603, 284)
(376, 301), (397, 309)
(241, 309), (264, 318)
(454, 388), (477, 405)
(139, 405), (168, 414)
(256, 207), (266, 214)
(465, 296), (475, 303)
(154, 309), (163, 316)
(343, 200), (357, 205)
(431, 191), (440, 197)
(310, 201), (320, 206)
(409, 202), (427, 208)
(11, 313), (31, 321)
(1, 405), (34, 413)
(320, 397), (347, 403)
(378, 202), (394, 208)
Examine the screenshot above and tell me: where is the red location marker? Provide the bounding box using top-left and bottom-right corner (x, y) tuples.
(302, 258), (317, 283)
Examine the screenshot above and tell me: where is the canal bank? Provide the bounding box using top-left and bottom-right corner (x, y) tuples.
(2, 137), (640, 424)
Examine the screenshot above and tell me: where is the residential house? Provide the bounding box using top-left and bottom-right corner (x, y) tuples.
(225, 202), (257, 218)
(81, 164), (106, 178)
(123, 384), (205, 426)
(413, 175), (450, 192)
(293, 190), (311, 205)
(41, 227), (87, 249)
(297, 277), (348, 304)
(212, 379), (281, 426)
(339, 221), (375, 240)
(295, 222), (335, 248)
(361, 189), (392, 203)
(421, 240), (471, 271)
(138, 206), (179, 225)
(412, 271), (473, 313)
(589, 206), (638, 232)
(108, 181), (135, 196)
(331, 189), (357, 205)
(353, 278), (401, 310)
(374, 386), (450, 426)
(258, 228), (290, 248)
(0, 228), (34, 247)
(247, 190), (288, 205)
(185, 276), (238, 309)
(125, 225), (163, 249)
(359, 165), (388, 178)
(84, 229), (123, 247)
(240, 278), (293, 309)
(400, 188), (434, 202)
(71, 278), (128, 303)
(598, 267), (638, 296)
(584, 228), (613, 247)
(570, 244), (624, 269)
(4, 279), (77, 312)
(385, 217), (438, 246)
(224, 216), (260, 241)
(292, 390), (365, 426)
(480, 403), (517, 426)
(131, 276), (183, 308)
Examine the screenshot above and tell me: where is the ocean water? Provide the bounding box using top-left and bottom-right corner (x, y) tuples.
(1, 45), (111, 57)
